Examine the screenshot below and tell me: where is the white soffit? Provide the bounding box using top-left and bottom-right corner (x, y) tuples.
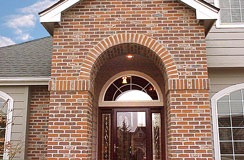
(40, 0), (219, 34)
(179, 0), (219, 19)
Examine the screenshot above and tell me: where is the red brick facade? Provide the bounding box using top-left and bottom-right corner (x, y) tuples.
(167, 90), (212, 159)
(27, 86), (49, 159)
(44, 0), (213, 159)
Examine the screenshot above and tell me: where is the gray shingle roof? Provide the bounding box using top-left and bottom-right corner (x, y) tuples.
(0, 37), (52, 77)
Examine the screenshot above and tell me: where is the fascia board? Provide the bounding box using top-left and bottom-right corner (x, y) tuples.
(180, 0), (218, 19)
(40, 0), (80, 23)
(0, 77), (50, 86)
(196, 10), (218, 19)
(40, 13), (61, 23)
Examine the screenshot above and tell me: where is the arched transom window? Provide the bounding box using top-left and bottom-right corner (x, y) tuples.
(212, 84), (244, 160)
(104, 75), (158, 101)
(99, 71), (163, 107)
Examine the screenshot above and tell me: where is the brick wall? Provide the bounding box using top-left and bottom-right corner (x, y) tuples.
(51, 0), (207, 82)
(47, 0), (213, 159)
(27, 86), (49, 159)
(167, 90), (212, 159)
(47, 91), (93, 159)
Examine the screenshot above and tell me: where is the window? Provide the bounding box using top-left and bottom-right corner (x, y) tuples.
(212, 84), (244, 160)
(99, 71), (164, 107)
(104, 75), (158, 101)
(0, 91), (13, 159)
(215, 0), (244, 27)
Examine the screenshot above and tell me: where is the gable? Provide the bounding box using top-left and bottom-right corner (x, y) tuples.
(39, 0), (219, 35)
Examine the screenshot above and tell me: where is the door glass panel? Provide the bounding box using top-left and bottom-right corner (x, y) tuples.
(102, 114), (111, 160)
(152, 113), (162, 160)
(116, 112), (146, 160)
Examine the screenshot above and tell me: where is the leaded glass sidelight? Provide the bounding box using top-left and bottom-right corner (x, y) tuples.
(102, 114), (111, 160)
(217, 89), (244, 159)
(152, 113), (162, 160)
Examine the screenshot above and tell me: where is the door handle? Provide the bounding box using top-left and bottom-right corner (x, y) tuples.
(114, 144), (119, 152)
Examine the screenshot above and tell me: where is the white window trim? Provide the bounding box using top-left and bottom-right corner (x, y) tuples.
(99, 71), (164, 107)
(214, 0), (244, 28)
(211, 83), (244, 160)
(0, 91), (13, 160)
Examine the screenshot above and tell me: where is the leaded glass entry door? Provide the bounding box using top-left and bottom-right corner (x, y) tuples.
(99, 108), (164, 160)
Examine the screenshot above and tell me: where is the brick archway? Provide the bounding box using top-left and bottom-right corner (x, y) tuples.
(79, 33), (178, 83)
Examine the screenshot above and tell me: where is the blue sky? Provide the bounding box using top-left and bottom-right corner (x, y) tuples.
(0, 0), (59, 47)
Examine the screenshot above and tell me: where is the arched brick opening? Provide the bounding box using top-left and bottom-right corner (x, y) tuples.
(79, 33), (178, 86)
(91, 43), (172, 88)
(73, 33), (213, 160)
(86, 34), (176, 159)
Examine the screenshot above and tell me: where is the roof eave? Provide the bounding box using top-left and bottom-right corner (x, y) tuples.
(41, 22), (55, 36)
(179, 0), (219, 19)
(39, 0), (80, 35)
(179, 0), (219, 35)
(0, 77), (50, 86)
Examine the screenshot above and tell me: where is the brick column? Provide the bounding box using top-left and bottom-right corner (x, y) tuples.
(47, 90), (93, 160)
(166, 79), (213, 159)
(27, 86), (50, 159)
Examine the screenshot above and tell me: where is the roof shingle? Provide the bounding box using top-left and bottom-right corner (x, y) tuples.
(0, 37), (52, 77)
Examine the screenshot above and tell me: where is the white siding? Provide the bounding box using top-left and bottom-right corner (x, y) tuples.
(206, 0), (244, 68)
(0, 86), (29, 160)
(209, 68), (244, 97)
(206, 25), (244, 67)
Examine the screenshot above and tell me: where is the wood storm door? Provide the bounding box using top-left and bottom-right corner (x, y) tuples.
(99, 108), (164, 160)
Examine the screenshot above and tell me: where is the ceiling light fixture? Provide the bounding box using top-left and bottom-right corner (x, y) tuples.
(122, 76), (127, 84)
(127, 54), (134, 59)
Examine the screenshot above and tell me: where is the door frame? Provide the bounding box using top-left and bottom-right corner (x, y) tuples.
(98, 107), (165, 160)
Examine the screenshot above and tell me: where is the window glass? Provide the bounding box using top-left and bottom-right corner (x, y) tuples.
(217, 102), (230, 115)
(101, 114), (111, 160)
(104, 75), (158, 101)
(219, 0), (244, 24)
(217, 89), (244, 159)
(0, 97), (7, 159)
(116, 90), (152, 101)
(152, 113), (162, 160)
